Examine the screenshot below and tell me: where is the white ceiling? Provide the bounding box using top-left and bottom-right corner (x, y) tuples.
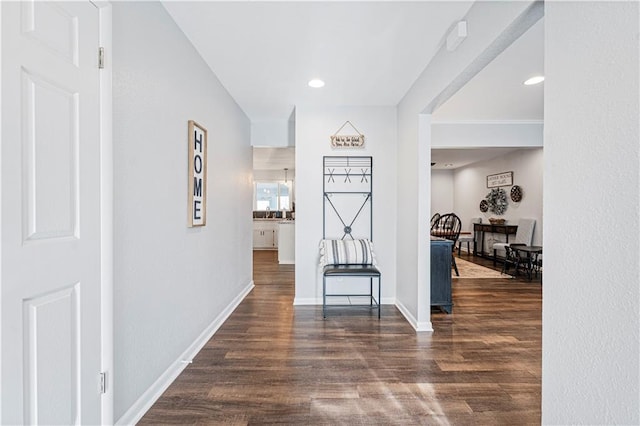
(431, 18), (544, 170)
(431, 147), (525, 170)
(433, 18), (544, 122)
(163, 2), (544, 171)
(163, 1), (474, 121)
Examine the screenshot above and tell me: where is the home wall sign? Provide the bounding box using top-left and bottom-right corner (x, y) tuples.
(330, 120), (365, 148)
(188, 120), (207, 227)
(486, 171), (513, 188)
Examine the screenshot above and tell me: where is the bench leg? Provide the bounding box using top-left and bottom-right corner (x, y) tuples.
(322, 273), (381, 319)
(322, 275), (326, 319)
(378, 276), (381, 319)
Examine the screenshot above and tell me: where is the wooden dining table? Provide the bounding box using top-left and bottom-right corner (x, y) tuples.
(430, 229), (459, 239)
(430, 229), (472, 255)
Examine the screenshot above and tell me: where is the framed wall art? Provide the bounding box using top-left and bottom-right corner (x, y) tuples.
(486, 171), (513, 188)
(188, 120), (207, 227)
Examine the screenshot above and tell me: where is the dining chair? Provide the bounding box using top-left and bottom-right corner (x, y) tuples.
(434, 213), (462, 276)
(457, 217), (481, 255)
(430, 212), (441, 232)
(501, 243), (526, 276)
(493, 218), (536, 265)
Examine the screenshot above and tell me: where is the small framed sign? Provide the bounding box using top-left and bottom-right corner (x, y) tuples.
(188, 120), (207, 227)
(486, 171), (513, 188)
(330, 134), (365, 148)
(330, 120), (365, 149)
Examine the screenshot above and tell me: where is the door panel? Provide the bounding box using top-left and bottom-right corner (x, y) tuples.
(2, 1), (102, 424)
(22, 69), (79, 241)
(21, 1), (80, 66)
(24, 284), (79, 425)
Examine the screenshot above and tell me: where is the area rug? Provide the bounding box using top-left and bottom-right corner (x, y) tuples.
(453, 258), (507, 279)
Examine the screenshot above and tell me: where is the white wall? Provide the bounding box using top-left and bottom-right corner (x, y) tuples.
(430, 170), (454, 218)
(543, 2), (639, 424)
(394, 108), (424, 327)
(251, 119), (294, 147)
(453, 148), (543, 252)
(294, 106), (397, 305)
(112, 3), (252, 422)
(431, 122), (543, 148)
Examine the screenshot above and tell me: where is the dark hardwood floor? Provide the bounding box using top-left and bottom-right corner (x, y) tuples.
(139, 250), (541, 425)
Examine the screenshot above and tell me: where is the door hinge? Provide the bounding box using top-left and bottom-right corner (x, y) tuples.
(98, 47), (105, 69)
(99, 372), (107, 394)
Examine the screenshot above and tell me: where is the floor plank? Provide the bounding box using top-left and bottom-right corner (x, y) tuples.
(139, 250), (541, 424)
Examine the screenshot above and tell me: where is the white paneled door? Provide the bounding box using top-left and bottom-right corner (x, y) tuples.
(1, 1), (104, 424)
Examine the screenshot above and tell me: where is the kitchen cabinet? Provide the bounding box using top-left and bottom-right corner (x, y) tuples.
(253, 220), (278, 249)
(277, 221), (295, 264)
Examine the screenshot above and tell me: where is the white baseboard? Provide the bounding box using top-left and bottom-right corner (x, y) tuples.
(293, 297), (318, 305)
(115, 280), (255, 426)
(395, 299), (433, 332)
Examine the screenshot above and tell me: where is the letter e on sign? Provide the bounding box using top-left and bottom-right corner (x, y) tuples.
(188, 120), (207, 226)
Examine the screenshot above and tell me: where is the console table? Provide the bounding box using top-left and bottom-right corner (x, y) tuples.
(473, 223), (518, 257)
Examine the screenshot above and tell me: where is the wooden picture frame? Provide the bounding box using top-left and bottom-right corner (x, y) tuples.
(486, 171), (513, 188)
(188, 120), (207, 227)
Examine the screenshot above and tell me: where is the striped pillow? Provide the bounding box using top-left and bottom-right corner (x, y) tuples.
(321, 239), (374, 265)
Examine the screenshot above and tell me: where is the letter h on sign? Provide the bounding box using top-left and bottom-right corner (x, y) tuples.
(188, 120), (207, 227)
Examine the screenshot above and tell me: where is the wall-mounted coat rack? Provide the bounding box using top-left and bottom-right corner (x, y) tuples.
(323, 156), (373, 240)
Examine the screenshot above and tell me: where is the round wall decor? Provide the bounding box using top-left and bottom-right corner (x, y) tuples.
(479, 200), (489, 212)
(510, 185), (523, 202)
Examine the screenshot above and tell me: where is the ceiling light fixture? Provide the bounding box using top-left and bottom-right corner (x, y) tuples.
(308, 79), (325, 88)
(524, 75), (545, 85)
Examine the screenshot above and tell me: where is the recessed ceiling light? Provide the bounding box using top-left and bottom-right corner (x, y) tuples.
(444, 163), (454, 167)
(308, 79), (325, 88)
(524, 75), (544, 85)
